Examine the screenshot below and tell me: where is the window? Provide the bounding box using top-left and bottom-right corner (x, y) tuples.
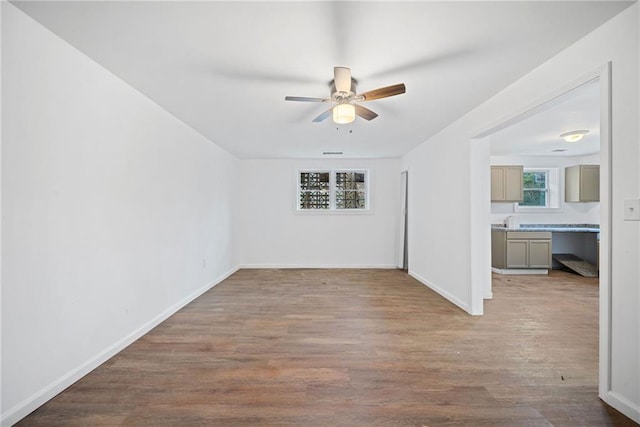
(335, 171), (367, 209)
(521, 170), (549, 207)
(299, 172), (330, 209)
(298, 170), (369, 211)
(515, 168), (560, 211)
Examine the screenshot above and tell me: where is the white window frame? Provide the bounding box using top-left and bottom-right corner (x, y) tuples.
(296, 169), (371, 214)
(515, 167), (561, 212)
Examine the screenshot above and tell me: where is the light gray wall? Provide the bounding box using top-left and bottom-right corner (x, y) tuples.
(1, 4), (238, 424)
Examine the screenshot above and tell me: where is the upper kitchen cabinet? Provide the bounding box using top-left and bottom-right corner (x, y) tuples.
(491, 165), (523, 202)
(565, 165), (599, 202)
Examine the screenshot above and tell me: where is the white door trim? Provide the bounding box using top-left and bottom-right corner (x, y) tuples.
(397, 170), (408, 269)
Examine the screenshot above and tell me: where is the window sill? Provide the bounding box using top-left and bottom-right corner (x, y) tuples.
(294, 208), (374, 216)
(513, 203), (562, 213)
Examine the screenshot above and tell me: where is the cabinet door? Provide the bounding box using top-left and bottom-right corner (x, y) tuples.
(579, 165), (600, 202)
(506, 240), (529, 268)
(504, 166), (524, 202)
(491, 167), (506, 201)
(529, 240), (552, 268)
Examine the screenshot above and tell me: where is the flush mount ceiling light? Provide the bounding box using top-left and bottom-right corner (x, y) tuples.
(333, 103), (356, 124)
(560, 130), (589, 143)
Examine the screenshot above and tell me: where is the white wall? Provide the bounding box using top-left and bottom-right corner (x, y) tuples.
(490, 154), (601, 225)
(402, 129), (478, 313)
(1, 5), (238, 425)
(237, 159), (400, 268)
(403, 3), (639, 421)
(0, 1), (4, 419)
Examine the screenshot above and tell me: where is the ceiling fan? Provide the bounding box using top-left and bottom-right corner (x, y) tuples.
(285, 66), (406, 124)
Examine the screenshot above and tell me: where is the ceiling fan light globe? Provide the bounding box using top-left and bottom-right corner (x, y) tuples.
(333, 104), (356, 124)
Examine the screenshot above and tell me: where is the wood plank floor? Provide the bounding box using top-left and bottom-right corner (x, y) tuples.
(18, 269), (638, 426)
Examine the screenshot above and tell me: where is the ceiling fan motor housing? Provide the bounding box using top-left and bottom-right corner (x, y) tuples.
(330, 78), (358, 102)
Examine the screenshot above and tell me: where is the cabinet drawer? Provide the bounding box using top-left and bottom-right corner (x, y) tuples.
(507, 231), (551, 239)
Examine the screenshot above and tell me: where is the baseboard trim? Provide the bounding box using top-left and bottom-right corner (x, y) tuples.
(408, 271), (472, 314)
(602, 390), (640, 424)
(238, 264), (399, 269)
(1, 265), (239, 427)
(491, 267), (548, 275)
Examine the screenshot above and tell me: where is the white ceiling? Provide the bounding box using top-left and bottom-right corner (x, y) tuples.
(12, 1), (632, 159)
(490, 79), (600, 157)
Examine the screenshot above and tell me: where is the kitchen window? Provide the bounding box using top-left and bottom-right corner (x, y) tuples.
(297, 170), (369, 212)
(521, 170), (549, 207)
(516, 168), (560, 211)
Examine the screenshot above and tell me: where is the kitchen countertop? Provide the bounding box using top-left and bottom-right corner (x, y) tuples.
(491, 224), (600, 233)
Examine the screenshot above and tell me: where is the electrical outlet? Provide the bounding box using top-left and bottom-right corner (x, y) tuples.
(623, 199), (640, 220)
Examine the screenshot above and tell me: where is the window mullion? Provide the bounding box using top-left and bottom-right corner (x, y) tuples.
(330, 170), (336, 210)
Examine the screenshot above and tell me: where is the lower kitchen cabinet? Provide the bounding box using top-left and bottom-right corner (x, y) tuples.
(492, 231), (552, 269)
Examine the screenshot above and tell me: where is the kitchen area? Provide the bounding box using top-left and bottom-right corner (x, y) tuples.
(489, 80), (601, 277)
(491, 162), (600, 276)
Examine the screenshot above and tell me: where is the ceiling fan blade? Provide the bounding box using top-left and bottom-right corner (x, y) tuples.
(360, 83), (406, 101)
(312, 108), (333, 123)
(334, 66), (352, 93)
(285, 96), (330, 102)
(355, 105), (378, 121)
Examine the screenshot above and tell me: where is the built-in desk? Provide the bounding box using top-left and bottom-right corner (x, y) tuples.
(491, 224), (600, 274)
(501, 224), (600, 234)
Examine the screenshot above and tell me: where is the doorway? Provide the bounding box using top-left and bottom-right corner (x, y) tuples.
(488, 79), (601, 272)
(398, 171), (408, 270)
(470, 63), (612, 399)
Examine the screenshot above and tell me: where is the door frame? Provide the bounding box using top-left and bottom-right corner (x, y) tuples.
(397, 170), (409, 269)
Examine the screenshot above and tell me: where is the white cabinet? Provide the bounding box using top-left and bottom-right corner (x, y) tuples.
(565, 165), (599, 202)
(491, 166), (523, 202)
(492, 230), (552, 269)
